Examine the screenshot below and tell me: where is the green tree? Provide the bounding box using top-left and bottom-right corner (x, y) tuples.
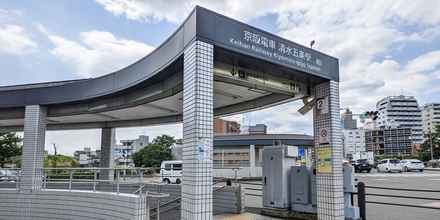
(152, 134), (176, 148)
(132, 135), (175, 167)
(0, 132), (22, 167)
(419, 125), (440, 161)
(44, 154), (79, 168)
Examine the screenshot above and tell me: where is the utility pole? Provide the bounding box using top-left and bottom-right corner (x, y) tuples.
(430, 131), (434, 161)
(52, 143), (58, 174)
(53, 143), (57, 156)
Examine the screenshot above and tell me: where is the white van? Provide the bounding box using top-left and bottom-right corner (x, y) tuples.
(377, 159), (402, 173)
(160, 160), (182, 184)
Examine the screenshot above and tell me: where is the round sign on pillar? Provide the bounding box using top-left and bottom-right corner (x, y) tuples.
(318, 127), (330, 144)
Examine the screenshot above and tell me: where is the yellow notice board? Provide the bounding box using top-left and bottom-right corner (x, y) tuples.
(317, 147), (333, 173)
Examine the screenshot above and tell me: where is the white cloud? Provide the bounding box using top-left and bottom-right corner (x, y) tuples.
(0, 8), (36, 55)
(95, 0), (285, 24)
(46, 30), (154, 78)
(406, 50), (440, 73)
(0, 24), (37, 55)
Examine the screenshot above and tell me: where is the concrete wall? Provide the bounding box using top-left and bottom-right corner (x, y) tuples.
(0, 189), (145, 220)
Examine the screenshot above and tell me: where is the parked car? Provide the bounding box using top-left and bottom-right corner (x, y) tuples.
(400, 159), (424, 172)
(352, 159), (372, 173)
(0, 169), (19, 182)
(160, 160), (182, 184)
(377, 159), (402, 173)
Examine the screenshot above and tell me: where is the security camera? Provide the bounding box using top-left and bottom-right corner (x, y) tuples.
(298, 96), (316, 115)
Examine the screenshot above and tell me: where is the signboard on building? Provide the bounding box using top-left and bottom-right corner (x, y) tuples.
(317, 147), (333, 173)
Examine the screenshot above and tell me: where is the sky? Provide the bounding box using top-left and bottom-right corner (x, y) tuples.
(1, 1), (440, 155)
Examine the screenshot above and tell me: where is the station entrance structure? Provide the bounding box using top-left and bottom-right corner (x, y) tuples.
(0, 6), (343, 220)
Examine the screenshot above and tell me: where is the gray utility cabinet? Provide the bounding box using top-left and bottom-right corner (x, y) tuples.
(290, 166), (317, 213)
(262, 145), (296, 208)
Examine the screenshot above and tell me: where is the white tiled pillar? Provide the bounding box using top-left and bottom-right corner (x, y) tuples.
(249, 145), (256, 177)
(21, 105), (47, 191)
(313, 81), (344, 220)
(100, 127), (115, 181)
(181, 40), (214, 220)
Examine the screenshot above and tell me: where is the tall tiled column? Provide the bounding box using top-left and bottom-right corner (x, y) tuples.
(100, 127), (115, 181)
(313, 81), (344, 220)
(249, 145), (256, 177)
(181, 40), (214, 220)
(21, 105), (47, 191)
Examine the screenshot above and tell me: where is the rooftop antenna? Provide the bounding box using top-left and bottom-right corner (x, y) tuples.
(310, 40), (315, 49)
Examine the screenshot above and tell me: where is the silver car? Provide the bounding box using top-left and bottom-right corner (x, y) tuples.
(0, 169), (19, 182)
(377, 159), (402, 173)
(400, 159), (424, 172)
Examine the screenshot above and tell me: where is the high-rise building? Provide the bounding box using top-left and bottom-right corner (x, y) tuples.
(214, 118), (241, 134)
(365, 128), (412, 156)
(422, 103), (440, 134)
(341, 108), (357, 129)
(376, 95), (423, 144)
(342, 128), (365, 159)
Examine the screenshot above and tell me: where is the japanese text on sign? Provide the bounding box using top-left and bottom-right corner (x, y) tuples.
(229, 30), (324, 73)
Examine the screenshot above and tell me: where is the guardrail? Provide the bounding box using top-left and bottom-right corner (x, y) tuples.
(42, 167), (158, 194)
(356, 182), (440, 220)
(0, 167), (186, 193)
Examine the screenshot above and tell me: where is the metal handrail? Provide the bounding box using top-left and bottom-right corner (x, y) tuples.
(366, 193), (440, 201)
(365, 185), (440, 193)
(366, 201), (440, 210)
(39, 167), (160, 195)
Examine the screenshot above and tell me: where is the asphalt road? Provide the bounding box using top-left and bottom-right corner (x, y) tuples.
(356, 169), (440, 220)
(242, 170), (440, 220)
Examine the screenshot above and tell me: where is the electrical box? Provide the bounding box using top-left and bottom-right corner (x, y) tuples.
(290, 166), (317, 213)
(262, 145), (296, 208)
(343, 164), (360, 219)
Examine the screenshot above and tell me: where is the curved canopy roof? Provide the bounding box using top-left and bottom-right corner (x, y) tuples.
(0, 6), (339, 131)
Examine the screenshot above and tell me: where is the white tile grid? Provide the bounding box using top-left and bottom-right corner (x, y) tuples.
(181, 40), (214, 220)
(313, 81), (345, 220)
(21, 105), (46, 192)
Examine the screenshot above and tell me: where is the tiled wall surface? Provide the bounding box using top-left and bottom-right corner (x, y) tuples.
(181, 40), (214, 220)
(21, 105), (46, 191)
(0, 189), (146, 220)
(313, 81), (345, 220)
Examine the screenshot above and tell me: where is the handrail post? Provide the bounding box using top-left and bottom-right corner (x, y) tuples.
(69, 170), (73, 191)
(42, 168), (46, 189)
(357, 182), (366, 220)
(145, 191), (150, 220)
(140, 169), (144, 183)
(93, 169), (97, 192)
(116, 169), (120, 194)
(16, 169), (20, 191)
(156, 199), (160, 220)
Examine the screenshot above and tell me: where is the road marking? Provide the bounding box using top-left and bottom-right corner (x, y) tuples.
(373, 179), (388, 181)
(428, 178), (440, 181)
